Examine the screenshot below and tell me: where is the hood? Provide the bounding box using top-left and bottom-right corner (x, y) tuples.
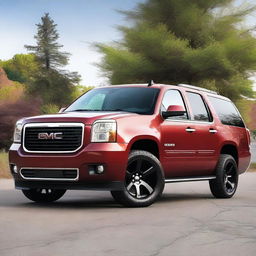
(22, 111), (138, 125)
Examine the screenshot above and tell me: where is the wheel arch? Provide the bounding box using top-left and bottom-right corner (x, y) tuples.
(220, 143), (238, 165)
(128, 136), (160, 159)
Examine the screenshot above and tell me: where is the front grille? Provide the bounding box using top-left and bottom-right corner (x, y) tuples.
(20, 168), (78, 181)
(23, 123), (84, 153)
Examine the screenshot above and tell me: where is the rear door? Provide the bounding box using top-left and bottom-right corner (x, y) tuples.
(185, 91), (220, 174)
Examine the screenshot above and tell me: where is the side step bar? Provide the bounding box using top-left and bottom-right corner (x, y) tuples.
(165, 176), (216, 183)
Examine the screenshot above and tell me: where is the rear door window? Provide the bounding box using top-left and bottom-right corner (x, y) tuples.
(208, 96), (245, 127)
(186, 92), (211, 122)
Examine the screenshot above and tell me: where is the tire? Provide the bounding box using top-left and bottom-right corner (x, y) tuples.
(22, 188), (66, 203)
(111, 150), (165, 207)
(209, 154), (238, 198)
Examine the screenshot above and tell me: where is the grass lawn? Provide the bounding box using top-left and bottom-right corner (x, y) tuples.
(0, 151), (11, 178)
(250, 162), (256, 172)
(0, 152), (255, 179)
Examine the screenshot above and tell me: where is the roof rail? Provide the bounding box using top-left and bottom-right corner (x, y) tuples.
(177, 84), (218, 95)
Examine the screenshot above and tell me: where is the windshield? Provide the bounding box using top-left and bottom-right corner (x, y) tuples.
(65, 87), (160, 115)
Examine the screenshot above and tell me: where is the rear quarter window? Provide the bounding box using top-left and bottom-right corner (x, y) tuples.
(208, 96), (245, 128)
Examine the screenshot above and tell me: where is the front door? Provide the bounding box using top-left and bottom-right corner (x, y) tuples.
(160, 89), (219, 178)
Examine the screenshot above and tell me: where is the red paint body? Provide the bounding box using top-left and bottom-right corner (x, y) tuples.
(9, 84), (251, 190)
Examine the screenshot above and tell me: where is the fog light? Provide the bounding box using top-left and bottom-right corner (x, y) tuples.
(11, 165), (18, 174)
(88, 164), (105, 175)
(96, 165), (104, 174)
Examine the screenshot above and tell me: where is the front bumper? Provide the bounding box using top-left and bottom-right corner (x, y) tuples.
(9, 142), (128, 191)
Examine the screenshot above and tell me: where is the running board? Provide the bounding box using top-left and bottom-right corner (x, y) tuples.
(165, 176), (216, 183)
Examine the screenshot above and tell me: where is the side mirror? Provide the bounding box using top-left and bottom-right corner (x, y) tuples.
(58, 107), (66, 113)
(162, 105), (186, 119)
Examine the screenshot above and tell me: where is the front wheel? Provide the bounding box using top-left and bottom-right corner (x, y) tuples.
(22, 188), (66, 203)
(209, 154), (238, 198)
(111, 150), (165, 207)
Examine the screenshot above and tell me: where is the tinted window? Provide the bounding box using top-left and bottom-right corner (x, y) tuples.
(161, 90), (188, 120)
(65, 87), (160, 115)
(187, 92), (210, 122)
(208, 96), (245, 127)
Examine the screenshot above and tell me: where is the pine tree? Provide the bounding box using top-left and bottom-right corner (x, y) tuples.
(25, 13), (69, 70)
(96, 0), (256, 101)
(24, 13), (80, 106)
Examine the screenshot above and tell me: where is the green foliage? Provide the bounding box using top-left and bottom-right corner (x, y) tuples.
(28, 69), (76, 106)
(96, 0), (256, 101)
(0, 82), (25, 103)
(25, 13), (70, 70)
(251, 129), (256, 140)
(236, 98), (253, 125)
(71, 85), (94, 101)
(41, 104), (59, 114)
(0, 54), (39, 83)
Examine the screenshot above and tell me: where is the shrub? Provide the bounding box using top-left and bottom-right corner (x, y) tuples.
(0, 98), (41, 149)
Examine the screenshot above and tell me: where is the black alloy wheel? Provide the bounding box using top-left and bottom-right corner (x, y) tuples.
(209, 154), (238, 198)
(111, 150), (165, 207)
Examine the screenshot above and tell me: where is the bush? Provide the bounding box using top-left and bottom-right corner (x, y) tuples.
(0, 98), (41, 149)
(252, 130), (256, 140)
(0, 82), (25, 103)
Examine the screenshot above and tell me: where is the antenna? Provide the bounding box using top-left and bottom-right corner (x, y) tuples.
(147, 80), (154, 87)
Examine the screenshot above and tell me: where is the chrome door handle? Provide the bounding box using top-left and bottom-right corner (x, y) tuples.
(186, 128), (196, 133)
(209, 128), (217, 134)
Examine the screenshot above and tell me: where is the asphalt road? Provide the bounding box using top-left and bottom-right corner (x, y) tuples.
(251, 142), (256, 163)
(0, 174), (256, 256)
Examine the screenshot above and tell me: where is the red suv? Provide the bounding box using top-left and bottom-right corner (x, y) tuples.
(9, 83), (251, 207)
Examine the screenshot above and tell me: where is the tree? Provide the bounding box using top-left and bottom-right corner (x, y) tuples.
(24, 13), (80, 106)
(96, 0), (256, 101)
(25, 13), (69, 70)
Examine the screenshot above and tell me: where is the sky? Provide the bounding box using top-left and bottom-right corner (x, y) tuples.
(0, 0), (255, 88)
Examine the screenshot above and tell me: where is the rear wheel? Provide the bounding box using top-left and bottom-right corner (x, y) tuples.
(111, 150), (165, 207)
(209, 154), (238, 198)
(22, 188), (66, 203)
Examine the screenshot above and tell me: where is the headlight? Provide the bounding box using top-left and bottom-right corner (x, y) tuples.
(13, 121), (23, 143)
(91, 120), (117, 142)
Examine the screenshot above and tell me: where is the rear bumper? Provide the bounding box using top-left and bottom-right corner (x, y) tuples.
(238, 150), (251, 174)
(9, 142), (128, 191)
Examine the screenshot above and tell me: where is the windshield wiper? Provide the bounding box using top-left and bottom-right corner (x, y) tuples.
(103, 109), (126, 112)
(68, 109), (138, 113)
(69, 109), (102, 112)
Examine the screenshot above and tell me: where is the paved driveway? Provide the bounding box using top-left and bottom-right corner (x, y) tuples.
(0, 173), (256, 256)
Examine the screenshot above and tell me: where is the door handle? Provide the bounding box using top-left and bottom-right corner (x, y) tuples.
(185, 127), (196, 133)
(209, 128), (217, 134)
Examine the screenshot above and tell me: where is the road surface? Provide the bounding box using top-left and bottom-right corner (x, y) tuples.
(0, 173), (256, 256)
(251, 142), (256, 163)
